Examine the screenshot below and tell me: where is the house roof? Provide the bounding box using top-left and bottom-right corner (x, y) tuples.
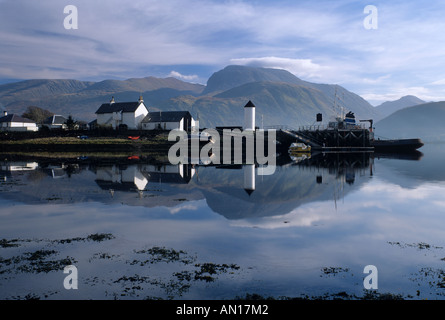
(95, 101), (146, 114)
(43, 115), (67, 125)
(142, 111), (191, 123)
(0, 114), (36, 124)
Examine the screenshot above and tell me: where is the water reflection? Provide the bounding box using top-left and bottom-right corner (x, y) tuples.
(2, 145), (445, 300)
(0, 150), (427, 220)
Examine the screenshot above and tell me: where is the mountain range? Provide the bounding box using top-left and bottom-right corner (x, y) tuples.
(374, 95), (426, 119)
(0, 65), (442, 142)
(375, 101), (445, 142)
(0, 65), (381, 128)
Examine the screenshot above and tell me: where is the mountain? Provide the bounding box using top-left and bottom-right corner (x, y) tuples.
(0, 65), (380, 128)
(0, 77), (204, 121)
(202, 65), (307, 95)
(375, 101), (445, 142)
(375, 95), (425, 120)
(163, 65), (381, 127)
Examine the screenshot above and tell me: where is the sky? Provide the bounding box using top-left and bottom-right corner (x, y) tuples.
(1, 0), (445, 105)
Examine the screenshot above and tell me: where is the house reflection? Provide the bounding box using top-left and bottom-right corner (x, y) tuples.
(0, 161), (38, 181)
(0, 162), (38, 171)
(94, 163), (195, 194)
(43, 164), (81, 179)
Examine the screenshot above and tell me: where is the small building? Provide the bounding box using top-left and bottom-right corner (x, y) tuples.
(0, 112), (38, 132)
(42, 115), (68, 130)
(88, 119), (98, 130)
(141, 111), (196, 132)
(95, 96), (149, 130)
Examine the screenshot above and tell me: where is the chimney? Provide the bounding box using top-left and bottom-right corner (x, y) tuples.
(3, 111), (7, 117)
(110, 97), (115, 104)
(138, 94), (144, 103)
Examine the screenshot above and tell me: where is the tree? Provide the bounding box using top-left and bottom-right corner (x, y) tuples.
(65, 115), (78, 130)
(22, 106), (54, 124)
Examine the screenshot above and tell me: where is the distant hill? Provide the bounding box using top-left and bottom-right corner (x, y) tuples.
(375, 101), (445, 142)
(0, 77), (204, 121)
(0, 65), (380, 128)
(375, 95), (425, 120)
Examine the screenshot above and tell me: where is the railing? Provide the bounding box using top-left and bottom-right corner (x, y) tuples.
(298, 123), (367, 131)
(265, 125), (323, 147)
(264, 125), (300, 131)
(266, 123), (367, 132)
(298, 124), (329, 131)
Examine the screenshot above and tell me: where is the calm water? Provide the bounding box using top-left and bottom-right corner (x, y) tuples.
(1, 143), (445, 300)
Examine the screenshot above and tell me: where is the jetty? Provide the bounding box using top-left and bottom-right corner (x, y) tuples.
(269, 111), (423, 154)
(270, 123), (374, 153)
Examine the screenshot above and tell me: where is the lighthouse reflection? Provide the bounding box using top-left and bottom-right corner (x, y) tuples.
(197, 152), (376, 220)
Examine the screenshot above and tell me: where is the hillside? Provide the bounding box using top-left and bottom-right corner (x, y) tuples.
(0, 65), (381, 128)
(375, 95), (425, 120)
(375, 101), (445, 142)
(0, 77), (204, 121)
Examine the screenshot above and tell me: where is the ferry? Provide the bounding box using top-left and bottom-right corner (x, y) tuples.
(283, 110), (423, 154)
(329, 110), (424, 152)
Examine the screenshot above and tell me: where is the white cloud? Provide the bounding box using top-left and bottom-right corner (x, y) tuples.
(430, 79), (445, 86)
(230, 56), (330, 81)
(361, 74), (392, 85)
(2, 0), (445, 106)
(167, 71), (199, 82)
(360, 86), (445, 104)
(168, 203), (200, 215)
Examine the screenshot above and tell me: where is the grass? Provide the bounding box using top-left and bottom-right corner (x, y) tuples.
(0, 136), (169, 145)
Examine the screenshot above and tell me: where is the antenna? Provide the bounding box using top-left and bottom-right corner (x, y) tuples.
(333, 86), (337, 113)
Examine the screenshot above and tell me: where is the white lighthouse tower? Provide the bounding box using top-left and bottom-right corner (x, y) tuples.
(244, 164), (255, 196)
(244, 100), (256, 131)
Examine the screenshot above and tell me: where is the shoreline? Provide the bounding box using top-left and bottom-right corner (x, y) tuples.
(0, 136), (175, 153)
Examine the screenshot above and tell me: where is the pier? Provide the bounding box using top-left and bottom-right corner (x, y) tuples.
(268, 124), (374, 153)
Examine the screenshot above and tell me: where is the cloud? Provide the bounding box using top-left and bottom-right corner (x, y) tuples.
(230, 57), (330, 80)
(168, 203), (200, 215)
(361, 74), (392, 85)
(360, 86), (445, 104)
(430, 79), (445, 86)
(2, 0), (445, 107)
(167, 71), (199, 82)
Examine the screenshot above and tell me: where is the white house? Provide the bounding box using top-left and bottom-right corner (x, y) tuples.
(95, 96), (149, 130)
(141, 111), (196, 132)
(0, 112), (38, 132)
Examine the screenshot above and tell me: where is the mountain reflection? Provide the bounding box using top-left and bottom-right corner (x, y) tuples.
(0, 148), (431, 220)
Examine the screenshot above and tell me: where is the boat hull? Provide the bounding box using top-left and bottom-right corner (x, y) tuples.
(371, 138), (424, 152)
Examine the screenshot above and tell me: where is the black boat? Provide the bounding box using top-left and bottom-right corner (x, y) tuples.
(358, 117), (424, 152)
(370, 138), (424, 152)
